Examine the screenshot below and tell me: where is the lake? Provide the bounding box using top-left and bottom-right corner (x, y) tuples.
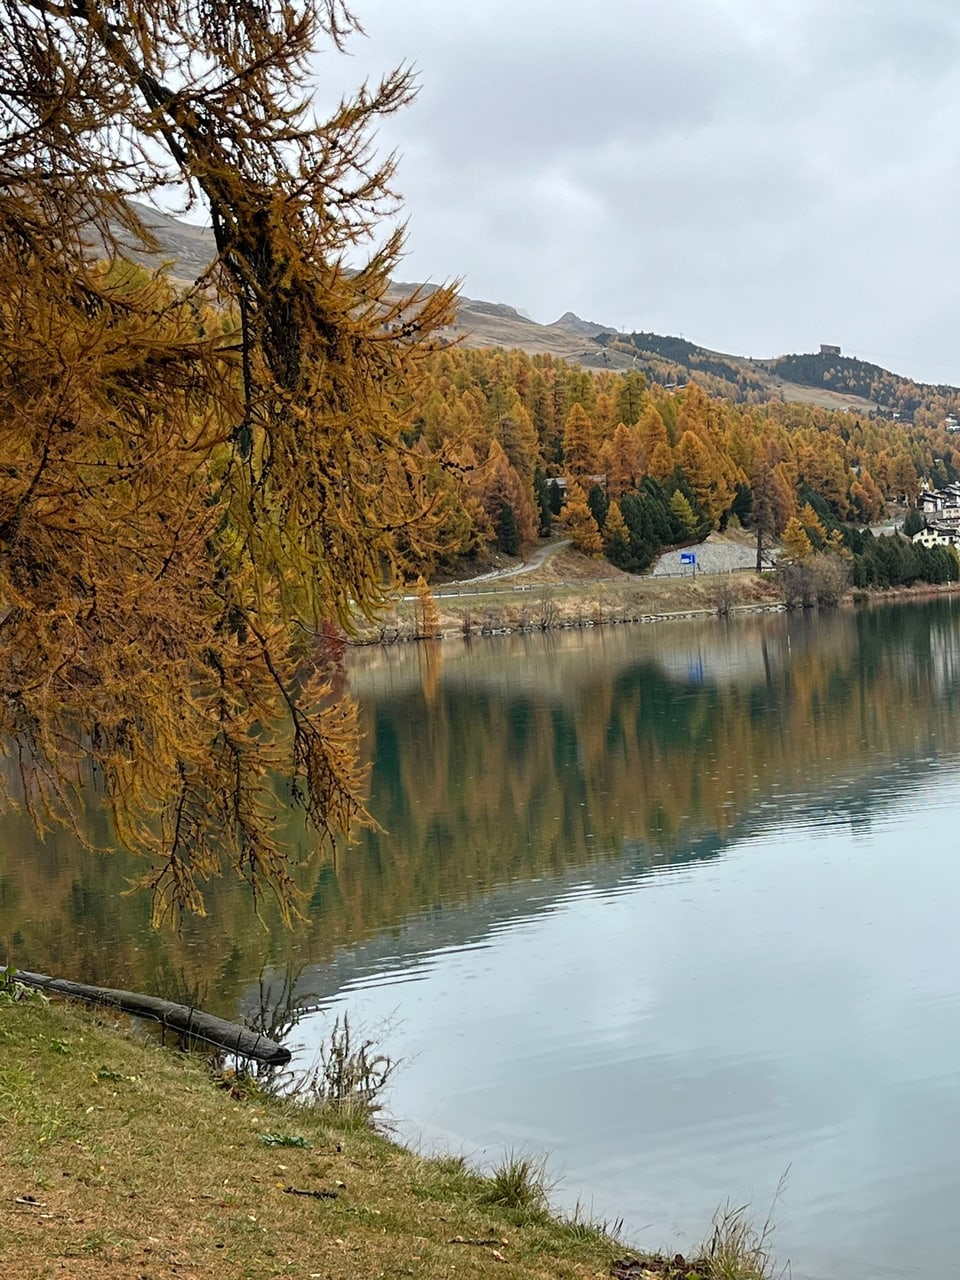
(6, 597), (960, 1278)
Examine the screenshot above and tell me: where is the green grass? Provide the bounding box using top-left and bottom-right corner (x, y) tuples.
(0, 994), (783, 1280)
(692, 1198), (786, 1280)
(478, 1153), (551, 1217)
(0, 998), (622, 1279)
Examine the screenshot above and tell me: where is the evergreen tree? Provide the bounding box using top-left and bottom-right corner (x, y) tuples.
(902, 507), (926, 537)
(623, 490), (670, 572)
(640, 478), (677, 544)
(534, 468), (553, 538)
(616, 370), (646, 425)
(731, 482), (754, 526)
(669, 490), (698, 538)
(587, 483), (609, 530)
(602, 501), (633, 571)
(495, 502), (521, 556)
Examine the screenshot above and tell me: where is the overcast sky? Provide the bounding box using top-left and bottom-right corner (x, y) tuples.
(311, 0), (960, 385)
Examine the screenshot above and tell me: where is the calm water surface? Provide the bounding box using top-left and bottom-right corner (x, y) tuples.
(6, 599), (960, 1279)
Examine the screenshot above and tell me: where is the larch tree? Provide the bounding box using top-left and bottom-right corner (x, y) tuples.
(495, 389), (539, 487)
(0, 0), (456, 921)
(637, 404), (669, 469)
(601, 500), (631, 570)
(849, 469), (885, 523)
(562, 403), (598, 478)
(602, 423), (642, 500)
(675, 429), (732, 530)
(563, 482), (603, 557)
(799, 502), (827, 549)
(782, 517), (814, 563)
(750, 449), (796, 571)
(414, 576), (441, 640)
(797, 436), (850, 517)
(473, 439), (536, 552)
(647, 441), (675, 483)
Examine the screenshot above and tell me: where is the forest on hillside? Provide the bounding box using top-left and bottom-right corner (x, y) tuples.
(589, 330), (960, 427)
(594, 330), (771, 402)
(406, 346), (956, 579)
(768, 352), (960, 423)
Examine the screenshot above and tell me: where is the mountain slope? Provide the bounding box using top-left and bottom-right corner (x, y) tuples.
(120, 203), (960, 422)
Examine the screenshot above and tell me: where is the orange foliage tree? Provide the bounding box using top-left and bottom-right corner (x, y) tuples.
(563, 403), (599, 478)
(0, 0), (455, 920)
(563, 482), (603, 556)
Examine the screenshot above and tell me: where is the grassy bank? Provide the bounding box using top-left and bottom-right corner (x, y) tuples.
(361, 548), (784, 643)
(0, 994), (777, 1280)
(361, 543), (960, 646)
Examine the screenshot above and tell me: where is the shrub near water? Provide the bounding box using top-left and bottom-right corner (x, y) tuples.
(478, 1153), (551, 1216)
(284, 1012), (398, 1128)
(695, 1201), (784, 1280)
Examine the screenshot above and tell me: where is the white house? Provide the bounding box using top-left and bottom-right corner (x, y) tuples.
(912, 524), (960, 549)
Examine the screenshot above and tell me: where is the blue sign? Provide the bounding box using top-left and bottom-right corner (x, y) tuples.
(680, 551), (696, 565)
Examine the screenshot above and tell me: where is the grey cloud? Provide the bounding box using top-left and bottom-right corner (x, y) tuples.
(314, 1), (960, 383)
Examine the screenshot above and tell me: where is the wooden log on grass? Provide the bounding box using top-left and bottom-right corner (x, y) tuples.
(14, 970), (291, 1067)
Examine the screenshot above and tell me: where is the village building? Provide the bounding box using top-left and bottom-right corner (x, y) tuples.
(912, 524), (960, 549)
(919, 489), (945, 513)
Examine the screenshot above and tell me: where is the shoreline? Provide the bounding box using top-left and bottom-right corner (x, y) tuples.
(1, 992), (766, 1280)
(356, 566), (960, 648)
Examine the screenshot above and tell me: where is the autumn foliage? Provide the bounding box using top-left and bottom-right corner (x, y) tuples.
(396, 341), (954, 579)
(0, 0), (454, 920)
(1, 0), (953, 927)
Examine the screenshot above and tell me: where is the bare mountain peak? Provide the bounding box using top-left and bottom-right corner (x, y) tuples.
(460, 297), (535, 324)
(553, 311), (617, 339)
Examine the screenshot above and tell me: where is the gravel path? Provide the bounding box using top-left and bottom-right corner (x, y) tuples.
(439, 539), (572, 588)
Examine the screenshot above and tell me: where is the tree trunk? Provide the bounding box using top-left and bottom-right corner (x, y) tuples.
(15, 971), (290, 1066)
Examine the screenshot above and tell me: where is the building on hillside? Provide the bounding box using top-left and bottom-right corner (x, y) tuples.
(920, 490), (945, 513)
(912, 524), (960, 549)
(945, 416), (960, 433)
(820, 344), (842, 356)
(918, 483), (960, 516)
(544, 475), (607, 498)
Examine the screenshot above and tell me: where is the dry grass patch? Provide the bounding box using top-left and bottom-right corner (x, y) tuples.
(353, 537), (786, 642)
(0, 996), (622, 1280)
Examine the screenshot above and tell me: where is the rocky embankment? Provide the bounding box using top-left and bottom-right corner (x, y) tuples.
(651, 532), (769, 577)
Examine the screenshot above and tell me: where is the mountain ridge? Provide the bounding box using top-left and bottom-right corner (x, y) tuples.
(123, 202), (960, 424)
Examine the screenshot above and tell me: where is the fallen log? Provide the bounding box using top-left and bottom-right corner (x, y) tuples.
(14, 970), (291, 1067)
